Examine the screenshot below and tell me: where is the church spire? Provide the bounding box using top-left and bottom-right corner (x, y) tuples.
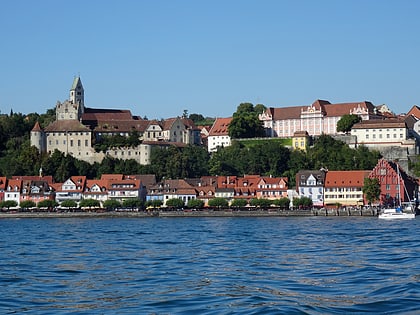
(70, 76), (84, 109)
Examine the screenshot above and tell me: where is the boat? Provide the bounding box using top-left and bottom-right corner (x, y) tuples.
(378, 164), (416, 220)
(378, 206), (415, 220)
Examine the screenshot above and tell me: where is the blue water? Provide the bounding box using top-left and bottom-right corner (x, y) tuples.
(0, 217), (418, 314)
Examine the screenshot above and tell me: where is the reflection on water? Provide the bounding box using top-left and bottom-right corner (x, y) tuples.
(0, 217), (419, 314)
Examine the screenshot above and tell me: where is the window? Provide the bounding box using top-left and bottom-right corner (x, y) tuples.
(70, 140), (73, 147)
(85, 140), (88, 146)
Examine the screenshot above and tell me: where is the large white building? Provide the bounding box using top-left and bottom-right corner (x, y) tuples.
(259, 99), (382, 138)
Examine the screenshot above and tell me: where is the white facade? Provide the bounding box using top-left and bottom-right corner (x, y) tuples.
(207, 135), (231, 152)
(351, 121), (409, 148)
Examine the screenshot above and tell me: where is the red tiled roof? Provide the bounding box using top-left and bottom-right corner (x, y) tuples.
(208, 117), (232, 136)
(264, 100), (376, 120)
(325, 171), (370, 188)
(31, 121), (42, 131)
(406, 105), (420, 119)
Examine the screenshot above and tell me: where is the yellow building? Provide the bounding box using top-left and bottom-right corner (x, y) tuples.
(292, 131), (309, 151)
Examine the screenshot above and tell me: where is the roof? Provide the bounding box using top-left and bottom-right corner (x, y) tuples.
(31, 121), (42, 132)
(352, 118), (406, 129)
(325, 171), (370, 187)
(82, 108), (134, 121)
(263, 100), (377, 120)
(71, 76), (82, 90)
(208, 117), (232, 136)
(44, 120), (91, 132)
(406, 105), (420, 119)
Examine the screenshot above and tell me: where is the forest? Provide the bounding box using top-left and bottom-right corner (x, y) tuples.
(0, 107), (391, 187)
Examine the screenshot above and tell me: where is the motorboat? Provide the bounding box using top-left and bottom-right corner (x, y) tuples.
(378, 206), (415, 220)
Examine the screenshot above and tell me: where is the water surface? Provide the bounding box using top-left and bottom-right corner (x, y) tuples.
(0, 217), (418, 314)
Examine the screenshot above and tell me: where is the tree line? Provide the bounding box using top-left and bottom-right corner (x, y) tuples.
(0, 106), (400, 188)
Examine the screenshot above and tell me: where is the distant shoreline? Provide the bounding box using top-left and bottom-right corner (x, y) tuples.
(0, 208), (379, 218)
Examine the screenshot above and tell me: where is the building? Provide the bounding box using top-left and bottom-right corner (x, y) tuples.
(369, 159), (418, 207)
(259, 99), (381, 138)
(324, 170), (370, 207)
(350, 119), (411, 148)
(147, 179), (198, 206)
(55, 176), (87, 204)
(31, 77), (200, 164)
(292, 131), (310, 151)
(207, 117), (232, 152)
(295, 170), (326, 207)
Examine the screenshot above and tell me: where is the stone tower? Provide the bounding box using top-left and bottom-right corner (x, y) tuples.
(30, 121), (46, 153)
(56, 76), (85, 121)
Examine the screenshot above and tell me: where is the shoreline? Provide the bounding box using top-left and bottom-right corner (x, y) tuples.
(0, 208), (380, 218)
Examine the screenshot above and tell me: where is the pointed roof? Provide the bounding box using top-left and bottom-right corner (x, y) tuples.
(71, 76), (82, 90)
(31, 121), (43, 132)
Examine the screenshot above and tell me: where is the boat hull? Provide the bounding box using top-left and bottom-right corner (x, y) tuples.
(378, 212), (415, 220)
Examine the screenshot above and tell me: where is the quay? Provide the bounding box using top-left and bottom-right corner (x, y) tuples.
(0, 208), (382, 218)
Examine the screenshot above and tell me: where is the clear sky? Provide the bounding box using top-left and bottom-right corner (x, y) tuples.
(1, 0), (419, 119)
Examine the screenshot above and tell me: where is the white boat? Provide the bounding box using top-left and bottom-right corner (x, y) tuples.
(378, 206), (415, 220)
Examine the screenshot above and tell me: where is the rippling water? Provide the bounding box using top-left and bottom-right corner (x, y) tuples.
(0, 217), (418, 314)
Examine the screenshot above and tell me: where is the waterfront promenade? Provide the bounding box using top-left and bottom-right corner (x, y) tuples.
(0, 208), (380, 218)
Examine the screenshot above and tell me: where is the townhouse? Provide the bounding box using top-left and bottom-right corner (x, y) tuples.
(324, 171), (370, 207)
(147, 179), (198, 206)
(295, 170), (326, 207)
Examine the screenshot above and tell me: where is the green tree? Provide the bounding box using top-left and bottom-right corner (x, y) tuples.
(37, 199), (58, 209)
(80, 199), (101, 209)
(145, 199), (163, 208)
(228, 103), (265, 139)
(187, 198), (205, 209)
(362, 177), (381, 206)
(293, 196), (313, 209)
(250, 198), (272, 208)
(230, 199), (248, 208)
(336, 114), (361, 133)
(165, 198), (185, 209)
(0, 200), (18, 209)
(20, 200), (36, 209)
(208, 197), (229, 208)
(61, 200), (78, 209)
(122, 198), (143, 210)
(103, 199), (122, 210)
(272, 197), (290, 209)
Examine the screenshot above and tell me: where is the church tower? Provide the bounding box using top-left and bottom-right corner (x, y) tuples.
(70, 76), (84, 109)
(56, 76), (85, 120)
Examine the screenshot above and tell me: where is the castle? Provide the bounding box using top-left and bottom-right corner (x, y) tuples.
(31, 77), (201, 164)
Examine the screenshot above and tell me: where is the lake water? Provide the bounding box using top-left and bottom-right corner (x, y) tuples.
(0, 216), (418, 314)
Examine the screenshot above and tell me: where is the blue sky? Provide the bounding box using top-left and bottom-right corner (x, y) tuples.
(1, 0), (419, 119)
